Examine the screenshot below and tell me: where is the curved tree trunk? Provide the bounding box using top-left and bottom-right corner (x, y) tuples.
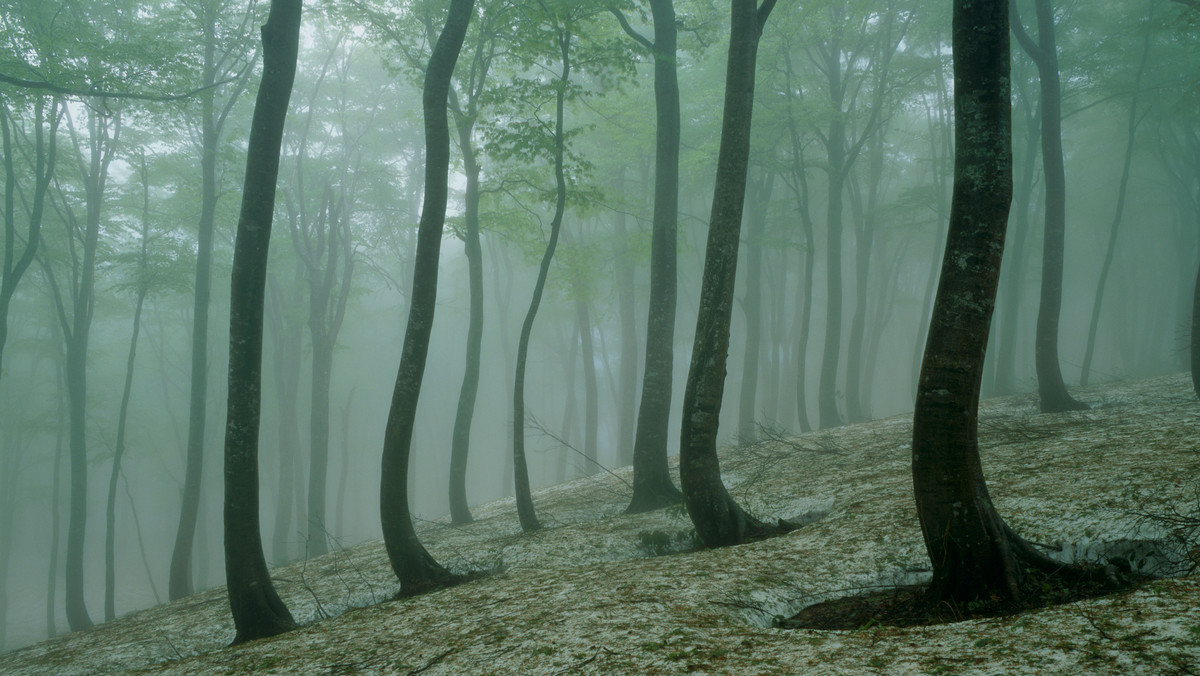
(679, 0), (781, 549)
(378, 0), (473, 594)
(624, 0), (685, 514)
(223, 0), (301, 643)
(914, 0), (1077, 603)
(448, 115), (483, 525)
(512, 26), (573, 533)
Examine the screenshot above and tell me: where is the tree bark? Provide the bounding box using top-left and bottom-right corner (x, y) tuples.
(378, 0), (473, 593)
(624, 0), (685, 514)
(679, 0), (780, 549)
(223, 0), (301, 643)
(914, 0), (1073, 603)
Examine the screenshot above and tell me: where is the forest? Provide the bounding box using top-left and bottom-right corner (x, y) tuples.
(0, 0), (1198, 660)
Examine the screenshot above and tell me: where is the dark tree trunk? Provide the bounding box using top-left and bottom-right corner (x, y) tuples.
(105, 152), (152, 622)
(623, 0), (685, 514)
(1011, 0), (1087, 412)
(378, 0), (472, 594)
(1080, 4), (1152, 386)
(512, 26), (572, 533)
(914, 0), (1074, 603)
(223, 0), (301, 643)
(679, 0), (780, 549)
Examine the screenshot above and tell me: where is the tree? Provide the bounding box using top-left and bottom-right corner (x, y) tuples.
(170, 0), (260, 602)
(1079, 0), (1153, 386)
(611, 0), (687, 514)
(912, 0), (1081, 602)
(103, 150), (154, 622)
(0, 96), (59, 389)
(378, 0), (473, 595)
(678, 0), (781, 548)
(222, 0), (301, 644)
(1010, 0), (1087, 412)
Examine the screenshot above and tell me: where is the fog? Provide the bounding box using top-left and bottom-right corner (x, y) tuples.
(0, 0), (1197, 653)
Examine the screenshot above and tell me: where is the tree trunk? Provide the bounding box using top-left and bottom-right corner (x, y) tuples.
(378, 0), (472, 594)
(0, 98), (58, 389)
(105, 152), (152, 622)
(512, 26), (572, 533)
(914, 0), (1073, 603)
(817, 111), (847, 430)
(448, 112), (484, 526)
(679, 0), (781, 549)
(625, 0), (685, 514)
(171, 25), (220, 601)
(737, 171), (773, 442)
(573, 276), (599, 475)
(614, 170), (639, 469)
(267, 268), (303, 566)
(223, 0), (301, 643)
(1080, 3), (1152, 386)
(1011, 0), (1087, 412)
(993, 76), (1039, 395)
(845, 131), (884, 423)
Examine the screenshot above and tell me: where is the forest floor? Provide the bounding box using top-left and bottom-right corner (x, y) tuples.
(3, 373), (1200, 674)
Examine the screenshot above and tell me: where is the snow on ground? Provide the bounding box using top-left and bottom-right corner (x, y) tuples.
(3, 373), (1199, 674)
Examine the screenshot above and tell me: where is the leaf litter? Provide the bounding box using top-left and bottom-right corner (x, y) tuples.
(2, 372), (1198, 674)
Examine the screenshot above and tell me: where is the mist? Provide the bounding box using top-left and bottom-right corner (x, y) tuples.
(0, 0), (1197, 653)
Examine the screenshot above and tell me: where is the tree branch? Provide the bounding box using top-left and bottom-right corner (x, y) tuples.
(0, 71), (235, 102)
(609, 8), (653, 51)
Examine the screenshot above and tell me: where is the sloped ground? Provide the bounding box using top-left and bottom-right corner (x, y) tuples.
(3, 373), (1199, 674)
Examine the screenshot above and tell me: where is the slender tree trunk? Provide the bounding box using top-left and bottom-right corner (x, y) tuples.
(613, 170), (639, 469)
(378, 0), (473, 593)
(512, 27), (572, 533)
(737, 171), (772, 442)
(1080, 3), (1152, 385)
(0, 99), (58, 388)
(818, 111), (847, 429)
(448, 119), (483, 525)
(47, 382), (65, 638)
(679, 0), (782, 549)
(104, 152), (152, 622)
(993, 82), (1039, 395)
(574, 280), (599, 475)
(267, 269), (302, 566)
(845, 131), (884, 423)
(625, 0), (685, 513)
(223, 0), (301, 643)
(1011, 0), (1087, 411)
